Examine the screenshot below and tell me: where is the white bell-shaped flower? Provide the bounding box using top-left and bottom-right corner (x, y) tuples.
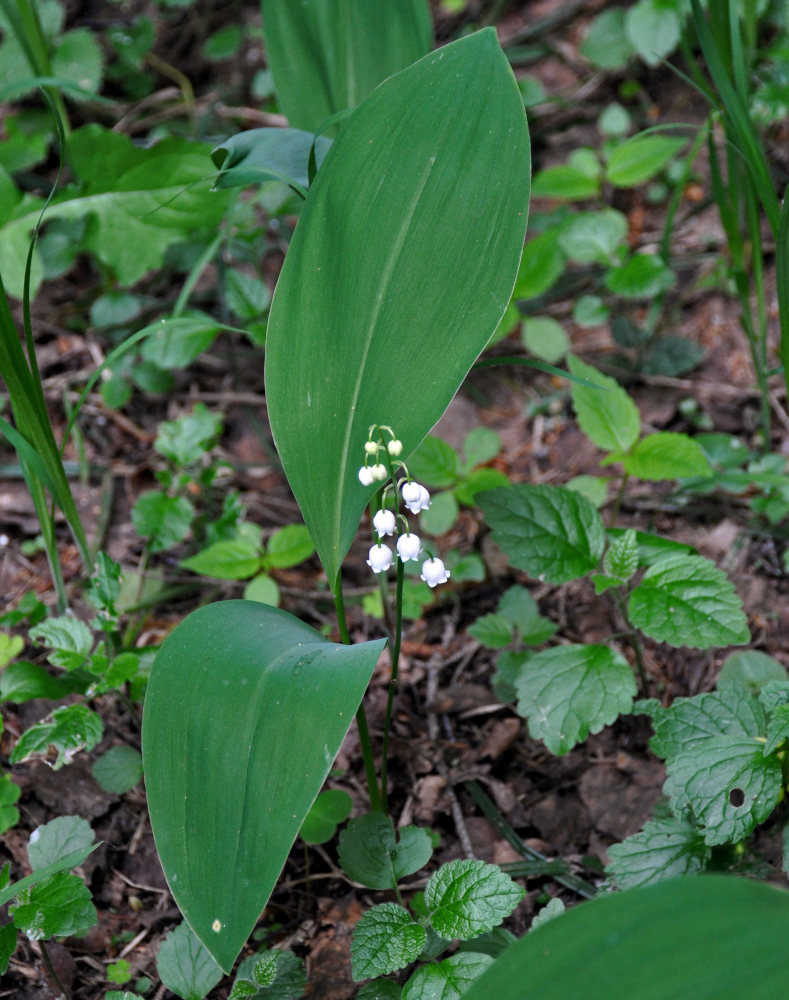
(371, 463), (388, 482)
(359, 466), (374, 486)
(367, 543), (393, 574)
(401, 480), (421, 505)
(365, 440), (379, 456)
(402, 481), (430, 514)
(373, 509), (396, 536)
(420, 557), (449, 588)
(397, 532), (421, 562)
(387, 439), (403, 457)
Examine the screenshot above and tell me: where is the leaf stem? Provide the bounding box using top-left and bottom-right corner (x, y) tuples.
(40, 940), (69, 999)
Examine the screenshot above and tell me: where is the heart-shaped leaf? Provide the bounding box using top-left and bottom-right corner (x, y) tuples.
(142, 601), (385, 971)
(265, 29), (530, 582)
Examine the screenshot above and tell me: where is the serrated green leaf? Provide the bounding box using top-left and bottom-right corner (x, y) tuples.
(0, 661), (83, 703)
(338, 813), (433, 890)
(515, 644), (637, 755)
(300, 789), (352, 845)
(606, 816), (711, 889)
(28, 816), (94, 871)
(606, 135), (686, 187)
(232, 949), (306, 1000)
(92, 745), (143, 794)
(181, 539), (261, 580)
(467, 614), (514, 649)
(266, 524), (315, 569)
(628, 554), (750, 649)
(131, 492), (194, 552)
(154, 404), (222, 465)
(351, 903), (427, 981)
(425, 860), (524, 941)
(557, 209), (628, 264)
(568, 354), (640, 454)
(356, 979), (402, 1000)
(10, 872), (96, 941)
(10, 704), (103, 769)
(29, 615), (93, 670)
(479, 484), (606, 584)
(402, 952), (494, 1000)
(252, 949), (279, 987)
(530, 897), (565, 931)
(623, 432), (712, 481)
(764, 704), (789, 755)
(157, 922), (223, 1000)
(603, 527), (638, 582)
(606, 528), (695, 567)
(664, 735), (782, 845)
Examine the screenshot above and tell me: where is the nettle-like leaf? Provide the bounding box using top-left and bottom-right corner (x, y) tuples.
(515, 644), (637, 755)
(664, 735), (782, 845)
(265, 29), (530, 582)
(603, 527), (638, 582)
(646, 684), (767, 760)
(28, 816), (94, 871)
(479, 484), (605, 584)
(467, 614), (514, 649)
(351, 903), (427, 981)
(425, 860), (524, 941)
(357, 980), (402, 1000)
(131, 492), (195, 553)
(10, 873), (96, 941)
(557, 209), (628, 265)
(157, 922), (222, 1000)
(402, 952), (494, 1000)
(10, 703), (103, 769)
(628, 554), (750, 649)
(29, 615), (93, 671)
(623, 432), (712, 481)
(606, 816), (711, 889)
(231, 949), (306, 1000)
(568, 354), (640, 454)
(764, 704), (789, 755)
(338, 812), (433, 890)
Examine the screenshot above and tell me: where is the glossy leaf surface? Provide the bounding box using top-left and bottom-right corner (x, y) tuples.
(142, 601), (385, 971)
(265, 30), (530, 581)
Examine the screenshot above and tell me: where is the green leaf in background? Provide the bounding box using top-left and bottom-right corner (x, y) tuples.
(568, 355), (640, 454)
(338, 812), (433, 890)
(300, 789), (352, 845)
(419, 490), (459, 535)
(398, 435), (459, 488)
(28, 816), (94, 870)
(52, 26), (104, 94)
(531, 165), (600, 200)
(454, 468), (509, 506)
(606, 528), (695, 567)
(521, 316), (569, 363)
(356, 980), (402, 1000)
(497, 585), (557, 645)
(225, 270), (270, 321)
(157, 922), (223, 1000)
(30, 615), (92, 670)
(10, 872), (97, 941)
(718, 650), (788, 694)
(0, 632), (23, 668)
(606, 135), (686, 187)
(513, 229), (565, 299)
(628, 554), (750, 649)
(514, 644), (637, 755)
(603, 527), (638, 583)
(261, 0), (432, 134)
(131, 492), (194, 552)
(243, 573), (280, 606)
(580, 8), (634, 69)
(212, 128), (333, 190)
(0, 921), (17, 975)
(463, 876), (789, 1000)
(351, 903), (427, 981)
(139, 316), (222, 370)
(142, 601), (385, 972)
(10, 703), (103, 769)
(92, 745), (144, 794)
(479, 484), (605, 584)
(0, 773), (20, 835)
(623, 432), (712, 481)
(606, 817), (711, 889)
(462, 428), (501, 472)
(558, 209), (628, 264)
(468, 614), (514, 649)
(233, 948), (306, 1000)
(154, 404), (222, 465)
(265, 30), (530, 583)
(181, 539), (261, 580)
(266, 524), (315, 569)
(402, 952), (494, 1000)
(642, 335), (704, 376)
(426, 860), (524, 940)
(625, 0), (681, 68)
(605, 252), (676, 299)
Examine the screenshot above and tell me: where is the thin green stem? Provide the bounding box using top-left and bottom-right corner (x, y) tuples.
(609, 473), (630, 528)
(39, 940), (69, 999)
(380, 558), (404, 812)
(333, 576), (382, 812)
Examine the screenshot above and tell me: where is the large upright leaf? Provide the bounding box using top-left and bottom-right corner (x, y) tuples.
(261, 0), (432, 133)
(142, 601), (385, 972)
(265, 30), (530, 582)
(463, 876), (789, 1000)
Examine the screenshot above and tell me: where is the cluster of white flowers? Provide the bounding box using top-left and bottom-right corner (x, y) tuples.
(359, 427), (450, 589)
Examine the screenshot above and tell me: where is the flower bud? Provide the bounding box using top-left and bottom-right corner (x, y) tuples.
(367, 543), (393, 574)
(373, 509), (396, 536)
(371, 463), (388, 482)
(397, 532), (421, 562)
(358, 466), (375, 486)
(420, 557), (450, 588)
(387, 439), (403, 457)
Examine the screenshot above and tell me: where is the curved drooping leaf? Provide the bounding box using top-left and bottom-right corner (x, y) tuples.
(261, 0), (432, 134)
(265, 29), (530, 582)
(464, 876), (789, 1000)
(142, 601), (385, 972)
(211, 128), (333, 191)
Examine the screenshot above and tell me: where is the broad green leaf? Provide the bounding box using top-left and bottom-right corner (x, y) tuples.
(606, 136), (686, 188)
(338, 812), (433, 890)
(606, 528), (695, 567)
(568, 354), (640, 454)
(212, 128), (332, 190)
(154, 404), (222, 466)
(532, 165), (600, 200)
(664, 736), (782, 845)
(92, 745), (144, 794)
(142, 601), (385, 972)
(266, 524), (315, 569)
(30, 615), (93, 670)
(10, 703), (103, 769)
(28, 816), (94, 870)
(225, 270), (270, 321)
(462, 427), (501, 472)
(566, 474), (608, 508)
(580, 8), (634, 69)
(0, 922), (16, 975)
(521, 316), (569, 363)
(623, 432), (712, 481)
(0, 632), (22, 668)
(628, 554), (750, 649)
(401, 435), (459, 489)
(454, 468), (509, 506)
(572, 295), (609, 328)
(181, 539), (261, 580)
(0, 773), (20, 834)
(402, 952), (494, 1000)
(10, 873), (96, 941)
(140, 316), (222, 370)
(513, 229), (565, 299)
(764, 704), (789, 755)
(606, 817), (711, 889)
(605, 253), (676, 299)
(515, 644), (637, 755)
(0, 661), (83, 703)
(131, 492), (194, 552)
(357, 980), (402, 1000)
(479, 484), (606, 584)
(497, 586), (556, 645)
(261, 0), (432, 134)
(243, 573), (280, 606)
(463, 877), (789, 1000)
(419, 490), (459, 535)
(232, 948), (306, 1000)
(300, 789), (352, 845)
(625, 0), (681, 67)
(265, 30), (530, 582)
(52, 27), (104, 93)
(642, 335), (703, 376)
(157, 922), (223, 1000)
(351, 903), (427, 980)
(529, 898), (565, 931)
(0, 846), (99, 911)
(426, 860), (524, 941)
(603, 527), (638, 582)
(468, 614), (514, 650)
(718, 650), (788, 694)
(557, 209), (627, 264)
